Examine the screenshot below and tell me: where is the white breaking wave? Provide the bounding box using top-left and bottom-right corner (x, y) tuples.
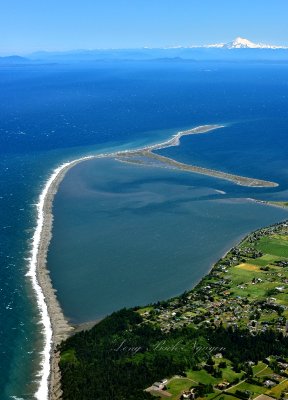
(25, 158), (91, 399)
(25, 125), (223, 399)
(26, 155), (95, 399)
(26, 162), (70, 400)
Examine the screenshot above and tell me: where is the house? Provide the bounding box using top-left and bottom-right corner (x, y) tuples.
(278, 362), (288, 369)
(267, 297), (277, 304)
(181, 389), (195, 399)
(216, 381), (230, 390)
(263, 380), (276, 388)
(152, 382), (165, 390)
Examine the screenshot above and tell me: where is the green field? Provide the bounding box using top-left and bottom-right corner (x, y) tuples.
(186, 370), (218, 385)
(255, 366), (274, 377)
(221, 368), (243, 382)
(152, 226), (288, 399)
(214, 395), (238, 400)
(227, 381), (267, 397)
(267, 379), (288, 398)
(252, 362), (268, 375)
(59, 222), (288, 400)
(163, 377), (196, 399)
(256, 236), (288, 257)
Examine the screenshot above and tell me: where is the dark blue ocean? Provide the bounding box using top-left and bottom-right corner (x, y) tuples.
(1, 61), (288, 399)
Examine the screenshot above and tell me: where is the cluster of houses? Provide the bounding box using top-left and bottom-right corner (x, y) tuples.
(275, 260), (288, 268)
(143, 222), (288, 399)
(146, 356), (288, 399)
(140, 221), (288, 335)
(141, 265), (287, 335)
(246, 221), (288, 244)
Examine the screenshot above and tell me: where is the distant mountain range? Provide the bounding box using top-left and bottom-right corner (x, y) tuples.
(201, 37), (288, 49)
(0, 55), (30, 64)
(1, 38), (288, 64)
(160, 37), (288, 50)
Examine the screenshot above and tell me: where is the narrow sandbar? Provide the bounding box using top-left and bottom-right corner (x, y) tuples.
(31, 123), (278, 400)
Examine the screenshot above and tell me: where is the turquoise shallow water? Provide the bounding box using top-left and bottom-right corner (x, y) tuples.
(48, 157), (288, 323)
(1, 61), (288, 398)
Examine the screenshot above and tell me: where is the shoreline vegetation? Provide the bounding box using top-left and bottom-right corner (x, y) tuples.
(31, 124), (281, 400)
(58, 219), (288, 400)
(262, 201), (288, 209)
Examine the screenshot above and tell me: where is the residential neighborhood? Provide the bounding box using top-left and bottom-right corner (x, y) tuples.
(139, 221), (288, 399)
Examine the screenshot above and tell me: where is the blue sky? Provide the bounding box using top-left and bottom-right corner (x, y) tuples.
(1, 0), (288, 55)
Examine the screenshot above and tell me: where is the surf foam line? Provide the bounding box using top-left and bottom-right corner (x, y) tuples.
(24, 125), (223, 399)
(24, 126), (222, 399)
(26, 163), (69, 400)
(26, 123), (267, 399)
(26, 156), (94, 400)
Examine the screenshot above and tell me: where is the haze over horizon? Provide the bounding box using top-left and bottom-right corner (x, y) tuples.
(1, 0), (288, 55)
(4, 37), (288, 58)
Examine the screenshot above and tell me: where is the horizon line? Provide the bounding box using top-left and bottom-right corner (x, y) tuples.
(1, 37), (288, 57)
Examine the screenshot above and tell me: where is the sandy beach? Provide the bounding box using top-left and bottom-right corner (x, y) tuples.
(30, 123), (279, 400)
(115, 124), (278, 188)
(36, 161), (75, 400)
(31, 156), (95, 400)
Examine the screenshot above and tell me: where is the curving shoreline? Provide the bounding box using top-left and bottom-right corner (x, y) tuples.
(139, 151), (278, 187)
(29, 123), (279, 400)
(28, 157), (94, 400)
(114, 124), (278, 188)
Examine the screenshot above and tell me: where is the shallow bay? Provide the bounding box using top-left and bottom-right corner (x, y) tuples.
(48, 157), (288, 323)
(1, 60), (288, 398)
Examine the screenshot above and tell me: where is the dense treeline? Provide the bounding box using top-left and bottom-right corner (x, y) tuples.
(59, 309), (288, 400)
(59, 309), (205, 399)
(207, 325), (288, 364)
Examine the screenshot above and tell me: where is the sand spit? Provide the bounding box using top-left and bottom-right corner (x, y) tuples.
(137, 151), (278, 187)
(29, 156), (94, 400)
(31, 124), (278, 400)
(115, 124), (278, 188)
(32, 125), (225, 399)
(248, 199), (288, 209)
(115, 124), (225, 156)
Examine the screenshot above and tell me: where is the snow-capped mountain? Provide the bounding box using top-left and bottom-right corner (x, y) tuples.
(204, 37), (287, 49)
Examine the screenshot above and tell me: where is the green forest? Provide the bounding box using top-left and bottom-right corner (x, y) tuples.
(59, 308), (288, 400)
(59, 222), (288, 399)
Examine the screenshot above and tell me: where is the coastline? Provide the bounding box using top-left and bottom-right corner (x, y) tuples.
(114, 124), (278, 188)
(254, 199), (288, 209)
(27, 156), (95, 400)
(140, 151), (278, 187)
(29, 123), (280, 400)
